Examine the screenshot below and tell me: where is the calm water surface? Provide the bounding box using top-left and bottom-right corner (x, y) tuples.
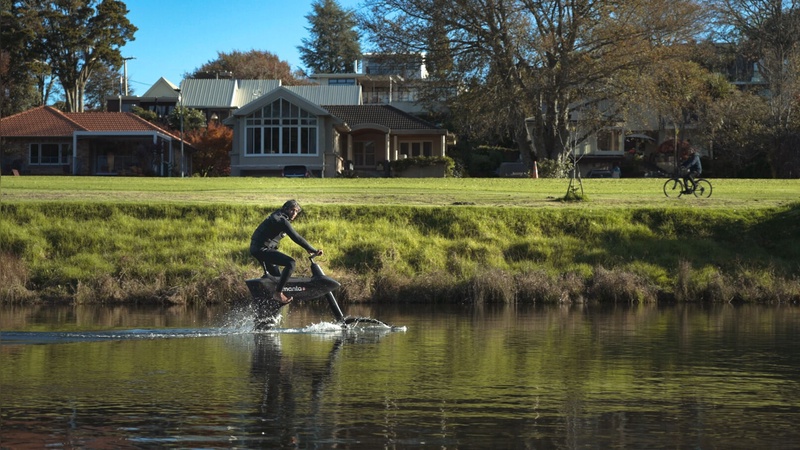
(1, 302), (799, 449)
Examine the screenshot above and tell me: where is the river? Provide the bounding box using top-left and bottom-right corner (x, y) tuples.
(1, 301), (798, 449)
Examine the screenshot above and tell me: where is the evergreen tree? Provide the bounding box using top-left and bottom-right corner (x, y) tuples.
(0, 0), (41, 114)
(298, 0), (361, 74)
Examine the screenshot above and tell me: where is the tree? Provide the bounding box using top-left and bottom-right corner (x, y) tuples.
(167, 106), (206, 132)
(630, 60), (720, 162)
(22, 0), (137, 112)
(0, 0), (42, 115)
(360, 0), (705, 170)
(187, 50), (305, 85)
(185, 121), (233, 177)
(299, 0), (361, 74)
(131, 105), (158, 122)
(711, 0), (800, 177)
(85, 62), (127, 111)
(703, 87), (772, 177)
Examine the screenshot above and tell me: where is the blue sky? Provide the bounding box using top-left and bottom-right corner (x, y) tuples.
(123, 0), (363, 93)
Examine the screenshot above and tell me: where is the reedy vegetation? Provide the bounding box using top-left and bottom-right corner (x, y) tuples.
(1, 177), (798, 304)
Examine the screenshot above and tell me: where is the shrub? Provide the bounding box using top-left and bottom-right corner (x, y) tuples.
(589, 266), (658, 303)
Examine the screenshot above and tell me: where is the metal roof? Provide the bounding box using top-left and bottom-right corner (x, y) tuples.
(231, 80), (282, 107)
(180, 79), (280, 108)
(286, 85), (361, 106)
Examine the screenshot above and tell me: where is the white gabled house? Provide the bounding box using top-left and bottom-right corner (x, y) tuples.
(225, 86), (453, 177)
(225, 87), (343, 177)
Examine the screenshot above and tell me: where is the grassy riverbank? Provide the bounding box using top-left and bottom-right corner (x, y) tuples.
(1, 177), (799, 304)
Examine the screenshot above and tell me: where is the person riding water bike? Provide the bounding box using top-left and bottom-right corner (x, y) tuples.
(250, 200), (323, 304)
(680, 147), (702, 194)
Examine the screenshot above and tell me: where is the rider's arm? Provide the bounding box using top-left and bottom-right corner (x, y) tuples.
(281, 218), (318, 254)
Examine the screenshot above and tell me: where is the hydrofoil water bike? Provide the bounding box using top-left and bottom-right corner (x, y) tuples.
(245, 254), (397, 330)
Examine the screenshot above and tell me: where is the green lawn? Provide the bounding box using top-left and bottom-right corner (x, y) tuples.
(2, 176), (799, 209)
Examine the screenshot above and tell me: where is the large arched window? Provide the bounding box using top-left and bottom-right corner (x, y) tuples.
(245, 99), (318, 155)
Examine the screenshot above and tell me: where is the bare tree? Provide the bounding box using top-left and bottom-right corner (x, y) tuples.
(85, 62), (126, 111)
(361, 0), (706, 169)
(710, 0), (800, 176)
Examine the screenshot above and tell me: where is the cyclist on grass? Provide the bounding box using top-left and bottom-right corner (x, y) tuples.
(680, 146), (702, 194)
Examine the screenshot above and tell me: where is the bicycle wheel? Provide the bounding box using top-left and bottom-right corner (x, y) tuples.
(663, 178), (684, 198)
(693, 179), (712, 198)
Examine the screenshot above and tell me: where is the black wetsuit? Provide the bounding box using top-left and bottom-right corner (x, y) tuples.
(250, 209), (317, 292)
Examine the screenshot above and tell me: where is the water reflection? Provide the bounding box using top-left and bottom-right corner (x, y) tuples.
(247, 331), (379, 447)
(1, 302), (799, 448)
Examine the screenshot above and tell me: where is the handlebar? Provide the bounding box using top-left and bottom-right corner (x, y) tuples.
(307, 250), (324, 262)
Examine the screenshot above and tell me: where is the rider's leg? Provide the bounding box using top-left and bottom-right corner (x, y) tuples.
(682, 173), (696, 193)
(261, 251), (296, 304)
(688, 172), (698, 191)
(261, 261), (280, 278)
(252, 247), (281, 278)
(275, 257), (297, 302)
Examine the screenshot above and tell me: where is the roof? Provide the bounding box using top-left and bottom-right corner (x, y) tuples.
(180, 79), (281, 108)
(228, 87), (335, 122)
(322, 105), (441, 131)
(141, 77), (179, 98)
(231, 80), (283, 107)
(0, 106), (182, 140)
(286, 85), (361, 105)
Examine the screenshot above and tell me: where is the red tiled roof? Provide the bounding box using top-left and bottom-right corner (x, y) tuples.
(0, 106), (82, 136)
(0, 106), (181, 139)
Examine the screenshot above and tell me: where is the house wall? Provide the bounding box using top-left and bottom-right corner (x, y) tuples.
(229, 115), (333, 177)
(342, 132), (446, 170)
(1, 138), (73, 175)
(2, 136), (183, 177)
(395, 134), (446, 158)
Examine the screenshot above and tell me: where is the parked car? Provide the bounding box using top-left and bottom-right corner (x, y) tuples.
(496, 162), (529, 178)
(585, 169), (613, 178)
(282, 165), (311, 178)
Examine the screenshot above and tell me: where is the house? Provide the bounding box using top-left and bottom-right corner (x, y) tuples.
(323, 104), (450, 175)
(0, 106), (191, 176)
(225, 87), (452, 177)
(108, 78), (362, 124)
(95, 54), (452, 178)
(308, 53), (432, 115)
(107, 77), (282, 124)
(107, 76), (181, 119)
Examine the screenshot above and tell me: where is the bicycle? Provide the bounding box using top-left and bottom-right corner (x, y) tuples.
(663, 171), (712, 198)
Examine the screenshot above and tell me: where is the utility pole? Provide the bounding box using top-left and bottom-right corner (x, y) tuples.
(175, 87), (184, 178)
(122, 57), (136, 96)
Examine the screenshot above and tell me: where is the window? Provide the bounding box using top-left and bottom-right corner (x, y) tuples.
(328, 78), (355, 85)
(400, 141), (433, 157)
(244, 99), (318, 156)
(597, 129), (622, 152)
(29, 143), (70, 165)
(353, 141), (375, 166)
